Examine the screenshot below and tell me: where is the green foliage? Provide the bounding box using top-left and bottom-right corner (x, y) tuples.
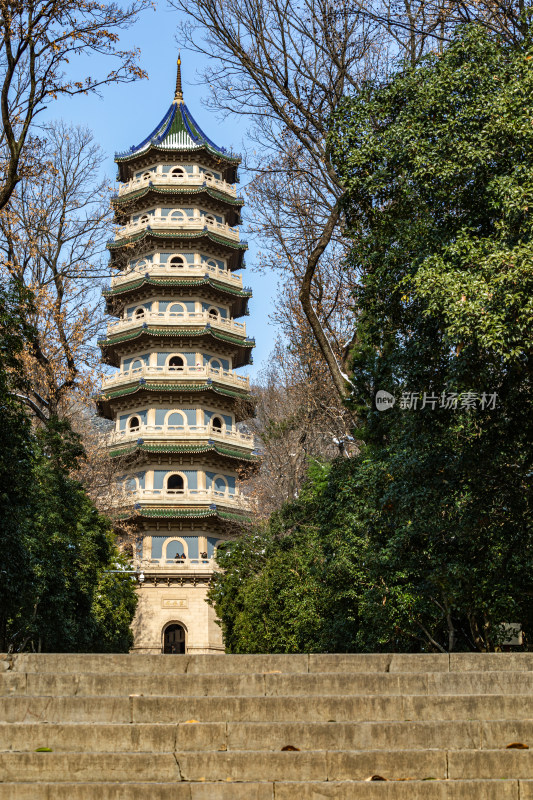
(211, 25), (533, 653)
(325, 24), (533, 651)
(209, 460), (367, 653)
(0, 283), (137, 653)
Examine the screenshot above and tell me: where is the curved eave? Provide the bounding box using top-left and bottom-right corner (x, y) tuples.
(96, 382), (255, 421)
(112, 185), (244, 215)
(116, 148), (240, 185)
(113, 189), (242, 227)
(103, 277), (251, 319)
(116, 141), (241, 166)
(118, 506), (250, 525)
(104, 277), (251, 301)
(109, 441), (259, 463)
(107, 229), (247, 270)
(99, 326), (255, 368)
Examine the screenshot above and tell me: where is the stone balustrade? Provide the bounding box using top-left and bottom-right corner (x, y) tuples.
(132, 487), (246, 508)
(116, 214), (240, 241)
(101, 363), (250, 390)
(109, 423), (254, 447)
(144, 557), (220, 570)
(117, 172), (237, 198)
(109, 261), (244, 289)
(106, 310), (246, 337)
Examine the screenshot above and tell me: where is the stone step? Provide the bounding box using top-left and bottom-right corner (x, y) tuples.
(0, 781), (527, 800)
(176, 719), (533, 752)
(3, 670), (533, 697)
(1, 749), (533, 782)
(4, 652), (533, 675)
(3, 693), (533, 723)
(2, 719), (533, 753)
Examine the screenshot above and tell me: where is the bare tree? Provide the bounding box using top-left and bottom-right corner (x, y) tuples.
(0, 0), (150, 211)
(242, 337), (355, 518)
(171, 0), (380, 401)
(0, 120), (111, 421)
(171, 0), (526, 411)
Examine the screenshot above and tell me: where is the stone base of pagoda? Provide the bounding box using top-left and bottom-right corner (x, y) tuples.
(130, 577), (224, 655)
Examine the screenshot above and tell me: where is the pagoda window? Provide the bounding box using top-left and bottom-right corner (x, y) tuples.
(211, 416), (223, 432)
(139, 214), (150, 224)
(169, 209), (186, 223)
(205, 214), (216, 226)
(167, 474), (185, 493)
(210, 359), (222, 371)
(213, 475), (228, 493)
(169, 254), (186, 268)
(170, 166), (186, 179)
(142, 171), (151, 180)
(166, 411), (185, 429)
(168, 355), (185, 370)
(169, 303), (185, 315)
(134, 307), (146, 319)
(128, 416), (141, 431)
(207, 307), (219, 320)
(131, 359), (143, 371)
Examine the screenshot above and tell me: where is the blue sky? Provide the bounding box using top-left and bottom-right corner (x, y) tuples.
(42, 3), (277, 379)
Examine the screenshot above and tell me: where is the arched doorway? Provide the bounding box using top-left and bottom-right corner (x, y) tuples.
(168, 355), (185, 370)
(163, 623), (186, 654)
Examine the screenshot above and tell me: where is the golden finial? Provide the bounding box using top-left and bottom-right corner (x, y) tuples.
(174, 52), (183, 102)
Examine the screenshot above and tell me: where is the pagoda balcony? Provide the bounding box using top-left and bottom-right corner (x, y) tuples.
(117, 214), (240, 241)
(141, 557), (221, 572)
(109, 423), (254, 448)
(101, 363), (250, 391)
(131, 487), (248, 510)
(117, 173), (237, 198)
(110, 261), (243, 289)
(106, 310), (246, 337)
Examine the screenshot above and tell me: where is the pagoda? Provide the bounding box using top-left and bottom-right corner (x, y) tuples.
(97, 57), (256, 654)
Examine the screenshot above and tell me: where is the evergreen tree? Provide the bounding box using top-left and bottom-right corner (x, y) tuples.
(0, 282), (137, 653)
(210, 25), (533, 653)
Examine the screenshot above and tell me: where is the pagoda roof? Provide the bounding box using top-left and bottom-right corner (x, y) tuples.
(103, 276), (251, 318)
(118, 506), (251, 527)
(112, 184), (244, 209)
(115, 57), (240, 167)
(109, 440), (259, 463)
(98, 325), (255, 369)
(107, 229), (247, 271)
(96, 382), (255, 422)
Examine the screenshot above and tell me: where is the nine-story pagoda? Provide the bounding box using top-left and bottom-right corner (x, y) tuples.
(97, 56), (256, 654)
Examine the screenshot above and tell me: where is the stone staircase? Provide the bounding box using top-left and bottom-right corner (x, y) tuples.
(1, 652), (533, 798)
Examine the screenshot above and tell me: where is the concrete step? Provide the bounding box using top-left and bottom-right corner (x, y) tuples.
(3, 693), (533, 723)
(3, 670), (533, 697)
(2, 719), (532, 753)
(4, 652), (533, 675)
(2, 654), (533, 794)
(0, 781), (527, 800)
(1, 749), (533, 782)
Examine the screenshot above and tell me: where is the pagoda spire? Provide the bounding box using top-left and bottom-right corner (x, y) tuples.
(174, 52), (183, 103)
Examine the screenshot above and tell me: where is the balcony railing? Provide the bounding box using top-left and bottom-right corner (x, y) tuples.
(142, 557), (221, 571)
(106, 310), (246, 337)
(101, 363), (250, 391)
(116, 214), (240, 241)
(109, 260), (244, 289)
(109, 423), (254, 448)
(117, 173), (237, 198)
(132, 487), (247, 509)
